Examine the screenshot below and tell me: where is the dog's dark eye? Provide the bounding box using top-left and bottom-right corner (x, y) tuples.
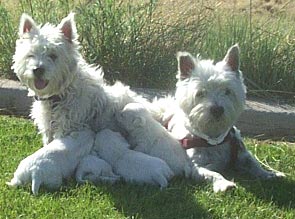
(49, 53), (57, 61)
(225, 88), (231, 95)
(27, 54), (34, 59)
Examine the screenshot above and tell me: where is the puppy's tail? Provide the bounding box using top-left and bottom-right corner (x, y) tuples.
(31, 172), (42, 195)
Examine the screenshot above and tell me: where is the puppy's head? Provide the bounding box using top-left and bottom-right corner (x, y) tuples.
(117, 103), (152, 131)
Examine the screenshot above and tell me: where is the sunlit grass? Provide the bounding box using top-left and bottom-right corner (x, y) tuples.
(1, 115), (294, 219)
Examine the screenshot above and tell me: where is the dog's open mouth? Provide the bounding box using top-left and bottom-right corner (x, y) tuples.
(34, 78), (49, 90)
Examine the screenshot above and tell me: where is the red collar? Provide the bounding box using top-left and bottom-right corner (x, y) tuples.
(163, 116), (242, 166)
(180, 128), (241, 167)
(179, 128), (234, 149)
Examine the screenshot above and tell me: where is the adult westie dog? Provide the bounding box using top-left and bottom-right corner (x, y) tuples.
(117, 103), (191, 177)
(156, 45), (285, 192)
(8, 13), (173, 194)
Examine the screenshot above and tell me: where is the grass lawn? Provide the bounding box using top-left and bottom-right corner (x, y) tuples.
(0, 115), (294, 219)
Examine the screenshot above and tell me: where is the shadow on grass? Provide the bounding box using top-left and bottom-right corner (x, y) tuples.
(99, 178), (212, 219)
(237, 177), (295, 209)
(224, 170), (295, 209)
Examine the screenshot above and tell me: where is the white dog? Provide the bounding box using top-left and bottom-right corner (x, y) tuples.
(8, 13), (173, 194)
(155, 45), (285, 192)
(75, 153), (120, 184)
(117, 103), (191, 177)
(94, 129), (174, 188)
(7, 130), (94, 195)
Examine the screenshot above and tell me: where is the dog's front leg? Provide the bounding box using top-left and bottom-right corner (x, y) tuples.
(236, 149), (285, 179)
(7, 129), (95, 195)
(191, 164), (236, 192)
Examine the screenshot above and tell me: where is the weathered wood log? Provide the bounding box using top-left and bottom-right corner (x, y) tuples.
(0, 79), (31, 116)
(237, 100), (295, 141)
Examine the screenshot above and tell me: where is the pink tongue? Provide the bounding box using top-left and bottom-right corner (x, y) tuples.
(34, 78), (47, 90)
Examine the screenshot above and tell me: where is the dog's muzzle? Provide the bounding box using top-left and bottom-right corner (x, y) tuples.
(33, 67), (48, 90)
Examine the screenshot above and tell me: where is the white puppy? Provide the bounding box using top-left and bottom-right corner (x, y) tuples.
(117, 103), (192, 177)
(7, 130), (94, 195)
(75, 153), (120, 184)
(94, 129), (174, 188)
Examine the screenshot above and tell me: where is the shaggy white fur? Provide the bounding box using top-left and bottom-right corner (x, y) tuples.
(117, 103), (192, 177)
(94, 129), (174, 188)
(8, 13), (173, 194)
(154, 45), (285, 192)
(75, 153), (120, 184)
(6, 130), (94, 195)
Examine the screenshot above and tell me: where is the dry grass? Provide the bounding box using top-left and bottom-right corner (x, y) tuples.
(219, 0), (295, 16)
(1, 0), (295, 94)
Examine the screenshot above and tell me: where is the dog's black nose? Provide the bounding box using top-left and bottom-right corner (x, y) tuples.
(33, 67), (45, 78)
(210, 105), (224, 118)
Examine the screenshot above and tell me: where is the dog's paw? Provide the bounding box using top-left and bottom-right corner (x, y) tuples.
(213, 180), (237, 193)
(146, 159), (174, 189)
(6, 177), (22, 188)
(264, 171), (286, 179)
(152, 164), (174, 188)
(274, 171), (286, 178)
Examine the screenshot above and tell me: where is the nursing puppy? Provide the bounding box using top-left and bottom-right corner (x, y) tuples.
(117, 103), (191, 177)
(75, 153), (120, 184)
(7, 130), (94, 195)
(94, 129), (174, 188)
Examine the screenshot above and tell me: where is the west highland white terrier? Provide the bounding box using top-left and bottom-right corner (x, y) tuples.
(7, 130), (94, 195)
(117, 103), (192, 177)
(75, 153), (120, 184)
(94, 129), (174, 188)
(155, 45), (285, 192)
(7, 13), (173, 194)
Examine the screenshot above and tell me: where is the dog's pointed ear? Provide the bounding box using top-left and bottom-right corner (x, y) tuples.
(223, 44), (240, 72)
(19, 13), (38, 36)
(58, 12), (78, 43)
(177, 52), (196, 80)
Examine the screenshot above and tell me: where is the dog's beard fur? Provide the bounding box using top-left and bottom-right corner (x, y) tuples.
(174, 46), (285, 190)
(12, 13), (90, 98)
(175, 46), (246, 140)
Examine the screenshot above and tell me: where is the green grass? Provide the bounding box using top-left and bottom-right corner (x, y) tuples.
(1, 0), (295, 96)
(1, 115), (294, 219)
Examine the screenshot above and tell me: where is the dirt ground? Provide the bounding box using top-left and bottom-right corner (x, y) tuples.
(219, 0), (295, 16)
